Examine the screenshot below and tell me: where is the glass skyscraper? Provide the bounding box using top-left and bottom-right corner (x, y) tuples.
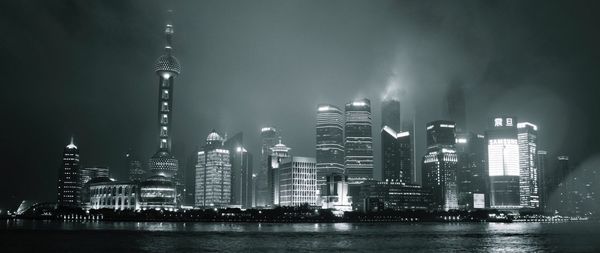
(316, 104), (345, 190)
(257, 127), (280, 207)
(344, 98), (373, 183)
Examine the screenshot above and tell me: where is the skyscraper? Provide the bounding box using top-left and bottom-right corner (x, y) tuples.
(446, 81), (467, 132)
(316, 104), (345, 191)
(224, 132), (254, 208)
(344, 98), (373, 183)
(486, 116), (521, 209)
(57, 137), (81, 207)
(195, 130), (232, 208)
(148, 22), (181, 179)
(455, 132), (488, 209)
(422, 120), (459, 210)
(537, 150), (548, 211)
(257, 127), (279, 207)
(278, 156), (318, 207)
(268, 140), (291, 206)
(126, 151), (144, 182)
(517, 122), (539, 208)
(381, 126), (412, 183)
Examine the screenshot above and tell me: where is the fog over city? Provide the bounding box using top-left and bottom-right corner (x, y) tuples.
(1, 0), (599, 209)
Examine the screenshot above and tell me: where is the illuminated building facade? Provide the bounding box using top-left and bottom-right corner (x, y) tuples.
(258, 127), (280, 207)
(422, 120), (459, 210)
(87, 177), (139, 211)
(268, 140), (291, 206)
(486, 116), (520, 209)
(316, 104), (345, 190)
(344, 98), (373, 183)
(195, 130), (232, 208)
(139, 175), (177, 210)
(359, 180), (431, 212)
(57, 137), (81, 207)
(278, 156), (318, 207)
(455, 132), (488, 209)
(319, 174), (352, 212)
(517, 122), (539, 208)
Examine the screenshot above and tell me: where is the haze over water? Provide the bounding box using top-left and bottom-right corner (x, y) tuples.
(2, 221), (600, 252)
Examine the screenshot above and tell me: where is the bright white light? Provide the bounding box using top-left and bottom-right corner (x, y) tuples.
(352, 101), (366, 107)
(440, 124), (455, 128)
(427, 125), (434, 130)
(318, 106), (330, 111)
(397, 131), (410, 137)
(494, 118), (503, 127)
(517, 122), (538, 131)
(488, 138), (519, 176)
(456, 138), (468, 144)
(261, 127), (275, 132)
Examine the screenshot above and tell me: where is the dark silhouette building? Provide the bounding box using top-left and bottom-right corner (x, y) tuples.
(224, 132), (254, 208)
(446, 81), (467, 132)
(257, 127), (279, 207)
(455, 132), (488, 209)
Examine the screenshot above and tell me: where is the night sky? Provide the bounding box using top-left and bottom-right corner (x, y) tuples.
(1, 0), (599, 209)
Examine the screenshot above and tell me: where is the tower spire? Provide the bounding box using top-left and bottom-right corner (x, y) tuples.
(164, 10), (174, 53)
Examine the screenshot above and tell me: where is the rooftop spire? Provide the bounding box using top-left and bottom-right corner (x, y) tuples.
(164, 10), (174, 53)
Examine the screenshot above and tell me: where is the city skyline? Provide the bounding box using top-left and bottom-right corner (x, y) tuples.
(2, 0), (600, 210)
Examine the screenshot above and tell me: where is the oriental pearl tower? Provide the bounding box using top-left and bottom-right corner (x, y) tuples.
(148, 20), (181, 179)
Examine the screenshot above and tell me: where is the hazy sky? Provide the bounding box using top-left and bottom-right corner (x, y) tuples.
(1, 0), (599, 208)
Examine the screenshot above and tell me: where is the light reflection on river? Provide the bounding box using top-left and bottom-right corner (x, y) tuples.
(1, 220), (599, 252)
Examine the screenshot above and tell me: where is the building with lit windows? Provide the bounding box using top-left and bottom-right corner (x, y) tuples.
(257, 127), (280, 207)
(57, 137), (81, 207)
(358, 180), (431, 212)
(486, 116), (521, 209)
(422, 120), (459, 211)
(278, 156), (318, 207)
(537, 150), (548, 211)
(344, 99), (373, 182)
(517, 122), (539, 208)
(319, 174), (352, 212)
(316, 104), (345, 190)
(455, 132), (488, 209)
(268, 140), (291, 206)
(195, 130), (232, 208)
(87, 177), (139, 211)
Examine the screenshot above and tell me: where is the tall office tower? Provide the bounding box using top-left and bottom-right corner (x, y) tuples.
(537, 150), (548, 211)
(401, 109), (416, 182)
(268, 140), (291, 206)
(446, 81), (467, 132)
(455, 132), (488, 209)
(486, 116), (520, 209)
(195, 130), (232, 208)
(556, 155), (570, 208)
(344, 98), (374, 183)
(381, 126), (412, 183)
(57, 137), (81, 207)
(422, 120), (459, 210)
(126, 151), (145, 182)
(316, 104), (345, 192)
(517, 122), (539, 209)
(148, 22), (181, 180)
(278, 156), (318, 207)
(257, 127), (279, 207)
(80, 166), (110, 187)
(224, 132), (254, 207)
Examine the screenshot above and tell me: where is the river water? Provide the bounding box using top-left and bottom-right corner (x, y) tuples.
(2, 220), (600, 252)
